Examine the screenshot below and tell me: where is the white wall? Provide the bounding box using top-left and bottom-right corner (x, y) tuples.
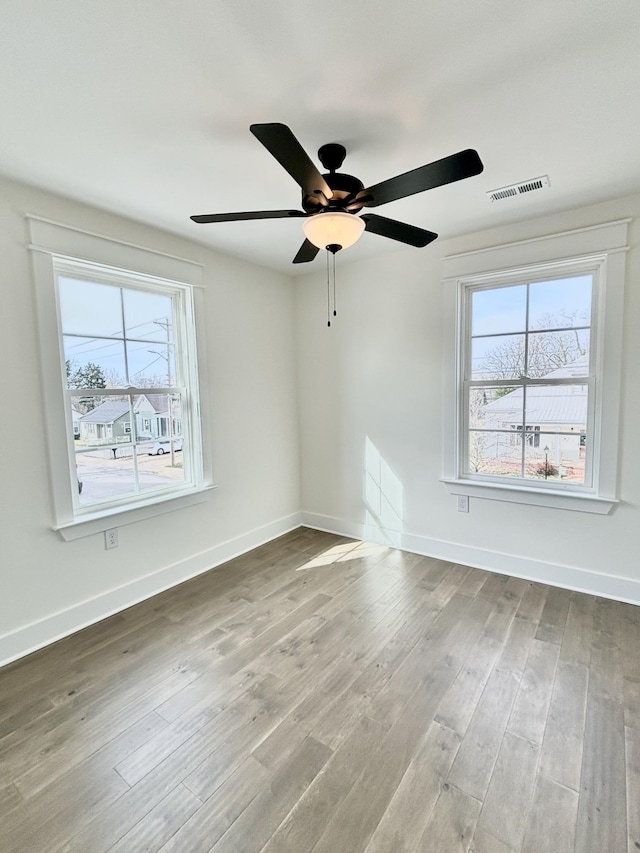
(296, 194), (640, 603)
(0, 176), (301, 664)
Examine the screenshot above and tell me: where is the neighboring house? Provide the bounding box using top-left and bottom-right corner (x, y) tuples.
(78, 400), (132, 444)
(71, 406), (83, 439)
(78, 394), (182, 445)
(479, 355), (588, 464)
(133, 395), (158, 440)
(135, 394), (182, 440)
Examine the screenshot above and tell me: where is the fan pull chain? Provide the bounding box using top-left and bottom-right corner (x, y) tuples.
(332, 251), (337, 317)
(325, 244), (341, 327)
(326, 250), (331, 327)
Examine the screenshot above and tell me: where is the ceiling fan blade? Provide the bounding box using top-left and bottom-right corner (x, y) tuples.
(361, 213), (438, 247)
(292, 239), (320, 264)
(191, 209), (306, 223)
(250, 123), (333, 200)
(360, 149), (484, 208)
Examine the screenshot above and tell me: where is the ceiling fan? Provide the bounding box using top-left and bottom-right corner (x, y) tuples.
(191, 123), (484, 264)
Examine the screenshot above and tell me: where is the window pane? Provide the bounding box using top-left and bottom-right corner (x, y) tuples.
(471, 285), (527, 336)
(137, 444), (185, 492)
(59, 278), (123, 338)
(523, 440), (586, 485)
(525, 330), (590, 378)
(467, 431), (522, 477)
(133, 392), (182, 439)
(528, 275), (592, 331)
(64, 336), (126, 389)
(126, 340), (175, 386)
(524, 384), (588, 436)
(72, 394), (133, 448)
(75, 444), (137, 506)
(469, 386), (519, 429)
(122, 289), (174, 343)
(471, 334), (525, 380)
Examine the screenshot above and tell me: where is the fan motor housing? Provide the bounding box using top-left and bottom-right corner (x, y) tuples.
(303, 171), (365, 214)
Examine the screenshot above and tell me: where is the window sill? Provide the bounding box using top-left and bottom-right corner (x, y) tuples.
(54, 485), (217, 541)
(441, 478), (617, 515)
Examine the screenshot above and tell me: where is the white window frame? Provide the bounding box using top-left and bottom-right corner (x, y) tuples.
(28, 216), (214, 540)
(441, 219), (629, 514)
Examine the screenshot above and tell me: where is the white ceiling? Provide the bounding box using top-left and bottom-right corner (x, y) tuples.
(1, 1), (639, 274)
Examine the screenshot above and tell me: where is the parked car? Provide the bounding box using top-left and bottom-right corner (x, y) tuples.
(146, 438), (183, 455)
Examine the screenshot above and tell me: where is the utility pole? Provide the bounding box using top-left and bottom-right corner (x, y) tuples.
(150, 318), (176, 467)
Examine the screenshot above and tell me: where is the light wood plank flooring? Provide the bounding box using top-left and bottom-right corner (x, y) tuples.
(1, 527), (639, 852)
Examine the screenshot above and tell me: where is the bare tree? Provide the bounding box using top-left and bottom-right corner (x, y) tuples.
(102, 367), (125, 388)
(130, 374), (170, 389)
(478, 311), (588, 381)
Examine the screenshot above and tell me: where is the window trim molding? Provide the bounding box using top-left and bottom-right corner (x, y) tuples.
(441, 219), (628, 514)
(54, 485), (218, 541)
(27, 216), (214, 537)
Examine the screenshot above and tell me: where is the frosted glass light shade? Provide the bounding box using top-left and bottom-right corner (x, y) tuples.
(302, 211), (365, 250)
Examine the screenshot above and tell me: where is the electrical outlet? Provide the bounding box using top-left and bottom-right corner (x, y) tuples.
(105, 528), (119, 549)
(457, 495), (469, 513)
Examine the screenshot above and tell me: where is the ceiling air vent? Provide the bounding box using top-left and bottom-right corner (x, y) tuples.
(487, 175), (550, 202)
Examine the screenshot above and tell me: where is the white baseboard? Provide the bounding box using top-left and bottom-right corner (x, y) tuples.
(300, 512), (640, 606)
(0, 512), (302, 668)
(5, 508), (636, 668)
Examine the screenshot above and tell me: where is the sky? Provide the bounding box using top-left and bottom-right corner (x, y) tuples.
(471, 274), (592, 336)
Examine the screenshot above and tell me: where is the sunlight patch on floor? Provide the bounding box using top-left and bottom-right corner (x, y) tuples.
(296, 540), (389, 571)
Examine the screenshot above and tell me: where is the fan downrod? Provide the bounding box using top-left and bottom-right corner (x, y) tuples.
(318, 143), (347, 173)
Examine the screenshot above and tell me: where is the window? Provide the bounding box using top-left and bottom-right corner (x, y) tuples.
(29, 216), (212, 538)
(442, 219), (628, 514)
(465, 272), (593, 485)
(58, 256), (203, 515)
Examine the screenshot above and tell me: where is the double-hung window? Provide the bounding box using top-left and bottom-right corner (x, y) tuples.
(465, 271), (593, 485)
(57, 258), (202, 511)
(442, 219), (628, 513)
(29, 216), (211, 538)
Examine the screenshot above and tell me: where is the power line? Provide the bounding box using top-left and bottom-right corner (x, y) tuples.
(130, 355), (164, 377)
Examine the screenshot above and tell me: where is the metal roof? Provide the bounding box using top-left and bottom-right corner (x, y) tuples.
(483, 384), (587, 426)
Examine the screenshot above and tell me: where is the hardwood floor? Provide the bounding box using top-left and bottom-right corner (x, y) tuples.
(1, 527), (639, 852)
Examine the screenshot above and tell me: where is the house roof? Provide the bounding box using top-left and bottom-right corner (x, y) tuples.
(544, 354), (590, 379)
(142, 393), (181, 417)
(483, 355), (588, 426)
(79, 400), (130, 425)
(484, 385), (587, 426)
(144, 394), (170, 414)
(79, 394), (177, 423)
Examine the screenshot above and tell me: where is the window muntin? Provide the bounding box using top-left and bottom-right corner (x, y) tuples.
(56, 260), (202, 515)
(463, 273), (594, 488)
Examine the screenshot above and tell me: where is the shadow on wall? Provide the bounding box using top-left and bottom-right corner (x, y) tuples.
(364, 436), (404, 548)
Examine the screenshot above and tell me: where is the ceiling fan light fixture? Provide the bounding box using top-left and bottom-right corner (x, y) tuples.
(303, 211), (365, 251)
